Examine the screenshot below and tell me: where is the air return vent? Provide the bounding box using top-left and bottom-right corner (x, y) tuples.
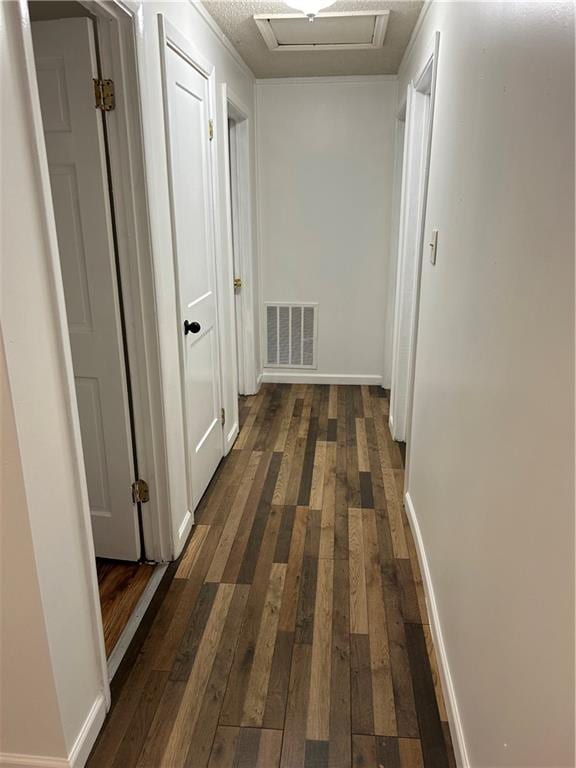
(266, 303), (317, 369)
(254, 11), (390, 52)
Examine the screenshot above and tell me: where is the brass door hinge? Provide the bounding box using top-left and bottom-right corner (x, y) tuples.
(93, 78), (115, 111)
(132, 479), (150, 504)
(208, 119), (214, 141)
(221, 407), (226, 426)
(234, 277), (242, 289)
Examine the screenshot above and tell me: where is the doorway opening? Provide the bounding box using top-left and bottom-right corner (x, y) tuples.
(28, 0), (168, 677)
(223, 86), (258, 402)
(389, 34), (439, 465)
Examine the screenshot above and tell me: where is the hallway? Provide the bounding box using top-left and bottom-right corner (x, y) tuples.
(88, 384), (455, 768)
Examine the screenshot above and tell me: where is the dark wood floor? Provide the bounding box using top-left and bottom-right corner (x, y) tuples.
(97, 559), (155, 657)
(89, 384), (455, 768)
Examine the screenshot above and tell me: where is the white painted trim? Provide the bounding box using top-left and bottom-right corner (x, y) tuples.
(67, 694), (107, 768)
(254, 15), (279, 52)
(86, 0), (173, 564)
(177, 510), (194, 552)
(221, 92), (243, 410)
(190, 0), (255, 80)
(0, 695), (107, 768)
(398, 0), (434, 78)
(256, 74), (397, 85)
(227, 421), (240, 447)
(253, 10), (390, 53)
(262, 372), (382, 385)
(161, 17), (214, 78)
(221, 85), (259, 397)
(403, 492), (470, 768)
(383, 111), (407, 390)
(254, 84), (266, 392)
(404, 32), (440, 492)
(107, 564), (168, 680)
(389, 32), (439, 447)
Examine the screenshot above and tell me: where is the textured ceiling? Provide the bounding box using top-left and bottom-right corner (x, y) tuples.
(201, 1), (423, 78)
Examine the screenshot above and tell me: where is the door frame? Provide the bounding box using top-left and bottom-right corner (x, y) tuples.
(383, 102), (407, 390)
(78, 0), (172, 564)
(157, 15), (225, 541)
(23, 0), (174, 694)
(389, 32), (440, 447)
(222, 84), (259, 396)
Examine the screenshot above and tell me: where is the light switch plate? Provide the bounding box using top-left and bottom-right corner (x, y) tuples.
(429, 229), (439, 265)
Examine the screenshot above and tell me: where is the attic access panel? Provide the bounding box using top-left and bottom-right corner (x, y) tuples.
(254, 10), (390, 52)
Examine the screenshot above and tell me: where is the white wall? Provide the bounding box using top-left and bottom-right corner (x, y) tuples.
(135, 1), (258, 551)
(1, 2), (107, 762)
(399, 2), (574, 766)
(256, 77), (397, 384)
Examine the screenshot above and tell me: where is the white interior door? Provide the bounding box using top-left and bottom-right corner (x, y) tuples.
(161, 37), (223, 514)
(389, 84), (430, 442)
(32, 19), (140, 561)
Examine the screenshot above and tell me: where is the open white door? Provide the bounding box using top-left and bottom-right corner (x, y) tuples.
(160, 24), (224, 521)
(32, 19), (141, 561)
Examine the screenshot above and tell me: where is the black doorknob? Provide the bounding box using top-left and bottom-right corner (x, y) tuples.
(184, 320), (201, 335)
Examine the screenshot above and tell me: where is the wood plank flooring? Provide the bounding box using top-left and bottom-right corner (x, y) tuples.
(97, 560), (155, 657)
(89, 384), (456, 768)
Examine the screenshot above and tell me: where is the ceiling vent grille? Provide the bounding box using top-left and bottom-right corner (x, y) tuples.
(254, 11), (390, 52)
(266, 303), (318, 369)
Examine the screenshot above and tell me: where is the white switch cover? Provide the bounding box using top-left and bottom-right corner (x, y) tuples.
(429, 229), (439, 265)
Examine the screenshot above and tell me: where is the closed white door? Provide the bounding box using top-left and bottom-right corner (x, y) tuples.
(32, 19), (140, 560)
(162, 39), (223, 513)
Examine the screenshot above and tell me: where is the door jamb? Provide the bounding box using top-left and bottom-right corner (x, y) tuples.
(80, 0), (173, 564)
(402, 32), (440, 493)
(383, 102), (407, 394)
(221, 84), (258, 397)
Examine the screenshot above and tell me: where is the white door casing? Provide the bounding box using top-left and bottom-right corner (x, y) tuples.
(159, 22), (224, 527)
(390, 34), (439, 463)
(228, 118), (244, 395)
(32, 18), (141, 561)
(389, 85), (429, 442)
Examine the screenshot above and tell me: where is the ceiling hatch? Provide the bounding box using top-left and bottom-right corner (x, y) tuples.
(254, 11), (390, 52)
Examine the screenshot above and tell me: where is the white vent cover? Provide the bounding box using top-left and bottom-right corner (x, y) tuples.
(266, 303), (318, 369)
(254, 11), (390, 52)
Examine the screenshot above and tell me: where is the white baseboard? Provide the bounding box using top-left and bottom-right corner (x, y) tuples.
(256, 372), (263, 389)
(175, 510), (193, 557)
(261, 372), (383, 385)
(68, 693), (106, 768)
(225, 421), (239, 453)
(0, 756), (69, 768)
(403, 492), (470, 768)
(0, 693), (106, 768)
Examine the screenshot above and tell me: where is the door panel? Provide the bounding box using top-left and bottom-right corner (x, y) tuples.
(32, 19), (140, 560)
(162, 39), (223, 518)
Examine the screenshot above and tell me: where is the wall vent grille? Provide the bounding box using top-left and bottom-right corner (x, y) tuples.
(265, 303), (317, 369)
